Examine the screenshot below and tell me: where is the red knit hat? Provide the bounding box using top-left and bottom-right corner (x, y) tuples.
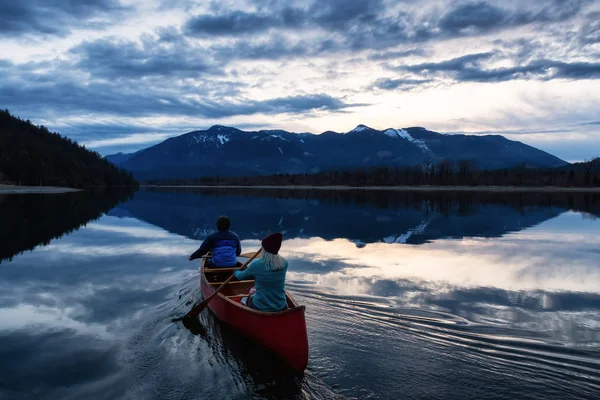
(261, 232), (283, 255)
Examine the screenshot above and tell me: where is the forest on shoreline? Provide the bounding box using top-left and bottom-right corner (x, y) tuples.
(145, 186), (600, 218)
(146, 158), (600, 188)
(0, 110), (137, 188)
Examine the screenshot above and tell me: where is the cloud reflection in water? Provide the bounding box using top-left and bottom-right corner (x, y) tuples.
(1, 194), (599, 399)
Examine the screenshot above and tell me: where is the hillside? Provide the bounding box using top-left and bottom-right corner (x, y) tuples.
(0, 110), (137, 188)
(107, 125), (568, 181)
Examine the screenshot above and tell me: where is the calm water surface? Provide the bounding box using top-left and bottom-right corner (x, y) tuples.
(1, 189), (599, 399)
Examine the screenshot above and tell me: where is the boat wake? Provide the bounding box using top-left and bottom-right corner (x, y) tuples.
(290, 284), (600, 400)
(97, 273), (599, 400)
(114, 274), (346, 400)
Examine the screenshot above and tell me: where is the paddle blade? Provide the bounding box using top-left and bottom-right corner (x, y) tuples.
(182, 316), (207, 336)
(172, 299), (209, 322)
(185, 297), (211, 319)
(174, 248), (261, 324)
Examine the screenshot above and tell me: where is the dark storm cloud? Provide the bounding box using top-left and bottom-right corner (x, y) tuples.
(438, 2), (508, 33)
(184, 0), (382, 36)
(183, 0), (409, 54)
(368, 49), (428, 61)
(72, 32), (312, 77)
(307, 0), (383, 31)
(437, 0), (586, 34)
(259, 93), (360, 113)
(543, 60), (600, 79)
(212, 36), (313, 60)
(54, 123), (180, 142)
(371, 78), (432, 90)
(0, 0), (128, 37)
(185, 11), (285, 36)
(580, 12), (600, 45)
(71, 38), (218, 79)
(170, 0), (598, 71)
(402, 52), (495, 73)
(400, 53), (600, 82)
(183, 0), (587, 54)
(0, 60), (358, 118)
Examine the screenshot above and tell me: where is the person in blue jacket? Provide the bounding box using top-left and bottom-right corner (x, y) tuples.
(234, 232), (288, 312)
(188, 216), (241, 267)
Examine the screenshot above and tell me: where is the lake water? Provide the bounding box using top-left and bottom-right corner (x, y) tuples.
(1, 188), (599, 399)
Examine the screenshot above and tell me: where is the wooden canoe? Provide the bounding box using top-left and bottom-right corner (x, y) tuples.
(200, 259), (309, 371)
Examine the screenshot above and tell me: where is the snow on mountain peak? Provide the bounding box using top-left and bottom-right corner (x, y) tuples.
(395, 128), (432, 154)
(270, 133), (289, 142)
(190, 131), (230, 147)
(348, 124), (373, 134)
(384, 129), (399, 138)
(381, 128), (432, 154)
(217, 134), (229, 144)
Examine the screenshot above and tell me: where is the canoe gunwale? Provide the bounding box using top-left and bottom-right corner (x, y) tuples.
(199, 257), (309, 371)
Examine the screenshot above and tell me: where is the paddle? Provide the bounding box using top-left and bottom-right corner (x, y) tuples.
(173, 248), (262, 322)
(239, 251), (260, 258)
(198, 252), (254, 259)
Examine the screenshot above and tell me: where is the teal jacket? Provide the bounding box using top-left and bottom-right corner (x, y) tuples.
(234, 258), (288, 312)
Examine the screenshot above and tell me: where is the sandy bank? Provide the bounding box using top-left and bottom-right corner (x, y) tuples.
(0, 185), (82, 194)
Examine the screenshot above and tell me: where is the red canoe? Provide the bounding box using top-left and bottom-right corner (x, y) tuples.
(200, 259), (309, 371)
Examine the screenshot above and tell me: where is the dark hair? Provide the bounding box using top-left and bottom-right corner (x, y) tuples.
(216, 215), (231, 231)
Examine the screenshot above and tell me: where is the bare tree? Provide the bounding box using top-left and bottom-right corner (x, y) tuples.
(422, 159), (432, 184)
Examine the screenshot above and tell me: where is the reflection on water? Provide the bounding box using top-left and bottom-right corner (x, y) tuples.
(0, 188), (134, 263)
(110, 188), (600, 246)
(0, 189), (599, 399)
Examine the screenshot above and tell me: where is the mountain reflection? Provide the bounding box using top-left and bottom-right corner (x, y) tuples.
(108, 188), (599, 245)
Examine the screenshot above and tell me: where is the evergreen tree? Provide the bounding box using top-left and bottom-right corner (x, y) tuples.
(0, 110), (138, 188)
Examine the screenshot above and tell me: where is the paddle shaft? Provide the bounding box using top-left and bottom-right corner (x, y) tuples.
(198, 252), (253, 259)
(175, 248), (262, 321)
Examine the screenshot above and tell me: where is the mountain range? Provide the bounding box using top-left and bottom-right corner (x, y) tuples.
(106, 125), (568, 181)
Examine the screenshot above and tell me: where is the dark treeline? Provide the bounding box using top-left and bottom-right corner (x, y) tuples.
(151, 187), (600, 218)
(147, 159), (600, 188)
(0, 188), (135, 263)
(0, 110), (137, 188)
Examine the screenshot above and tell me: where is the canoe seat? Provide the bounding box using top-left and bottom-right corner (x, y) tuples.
(204, 267), (238, 274)
(209, 279), (254, 286)
(227, 295), (247, 303)
(217, 281), (255, 297)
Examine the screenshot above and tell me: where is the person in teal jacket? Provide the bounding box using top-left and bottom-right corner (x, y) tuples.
(234, 232), (288, 312)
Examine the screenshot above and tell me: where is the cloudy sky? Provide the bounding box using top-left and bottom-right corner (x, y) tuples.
(1, 0), (599, 161)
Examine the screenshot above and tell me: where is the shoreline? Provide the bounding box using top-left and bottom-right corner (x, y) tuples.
(141, 184), (600, 193)
(0, 185), (82, 194)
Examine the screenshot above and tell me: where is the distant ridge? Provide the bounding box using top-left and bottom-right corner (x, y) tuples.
(106, 124), (568, 181)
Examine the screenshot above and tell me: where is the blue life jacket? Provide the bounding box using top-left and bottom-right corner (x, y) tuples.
(190, 230), (241, 267)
